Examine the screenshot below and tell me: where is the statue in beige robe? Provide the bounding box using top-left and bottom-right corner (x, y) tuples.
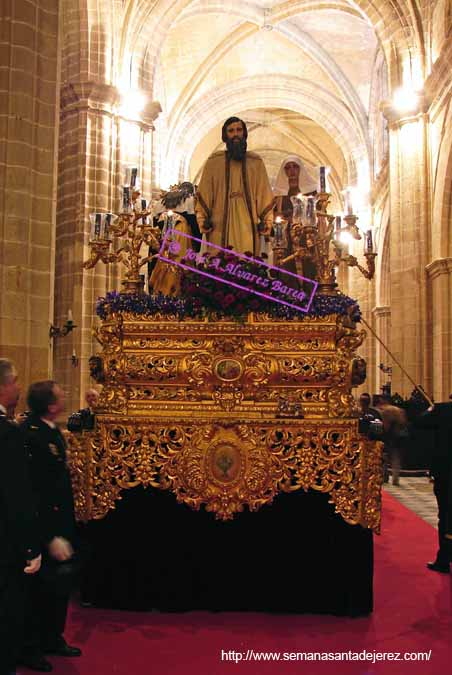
(194, 117), (273, 256)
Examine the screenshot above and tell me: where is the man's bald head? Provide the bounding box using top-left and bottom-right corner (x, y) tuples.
(85, 388), (99, 409)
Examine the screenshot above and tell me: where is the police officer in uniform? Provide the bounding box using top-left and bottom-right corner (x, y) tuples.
(20, 381), (81, 672)
(0, 359), (41, 675)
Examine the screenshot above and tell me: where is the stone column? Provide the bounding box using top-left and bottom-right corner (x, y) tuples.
(426, 258), (452, 401)
(0, 0), (60, 399)
(55, 82), (160, 413)
(372, 305), (391, 394)
(383, 100), (431, 396)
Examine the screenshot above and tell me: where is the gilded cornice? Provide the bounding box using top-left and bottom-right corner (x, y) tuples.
(425, 258), (452, 280)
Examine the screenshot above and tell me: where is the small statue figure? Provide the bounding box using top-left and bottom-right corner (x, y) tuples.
(351, 357), (367, 386)
(88, 355), (105, 384)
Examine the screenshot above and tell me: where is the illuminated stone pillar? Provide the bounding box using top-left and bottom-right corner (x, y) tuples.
(55, 82), (160, 413)
(426, 258), (452, 401)
(0, 0), (60, 398)
(384, 102), (431, 397)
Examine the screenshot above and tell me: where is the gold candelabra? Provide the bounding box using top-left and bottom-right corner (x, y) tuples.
(277, 191), (377, 295)
(84, 167), (376, 297)
(83, 180), (161, 293)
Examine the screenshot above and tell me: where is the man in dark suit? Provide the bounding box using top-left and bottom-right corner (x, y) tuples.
(0, 359), (41, 675)
(415, 401), (452, 573)
(20, 381), (81, 672)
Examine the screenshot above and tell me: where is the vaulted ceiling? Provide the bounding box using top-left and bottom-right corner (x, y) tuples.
(151, 0), (385, 209)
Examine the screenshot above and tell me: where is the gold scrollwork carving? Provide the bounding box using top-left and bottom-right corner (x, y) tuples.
(125, 355), (178, 381)
(183, 352), (213, 385)
(70, 419), (382, 531)
(212, 385), (244, 411)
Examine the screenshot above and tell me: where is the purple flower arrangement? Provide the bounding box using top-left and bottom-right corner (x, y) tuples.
(96, 289), (360, 322)
(96, 251), (361, 322)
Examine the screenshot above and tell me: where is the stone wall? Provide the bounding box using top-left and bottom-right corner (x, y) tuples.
(0, 0), (60, 403)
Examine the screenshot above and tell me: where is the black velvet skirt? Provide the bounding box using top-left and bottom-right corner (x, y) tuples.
(79, 486), (373, 616)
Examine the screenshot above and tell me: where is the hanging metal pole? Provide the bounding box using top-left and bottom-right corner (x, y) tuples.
(360, 316), (433, 407)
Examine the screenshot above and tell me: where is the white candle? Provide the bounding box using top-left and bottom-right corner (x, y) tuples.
(319, 166), (326, 192)
(67, 309), (73, 323)
(365, 230), (374, 253)
(344, 188), (353, 215)
(274, 216), (283, 242)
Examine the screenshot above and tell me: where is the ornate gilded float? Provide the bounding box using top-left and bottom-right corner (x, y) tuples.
(68, 305), (382, 530)
(70, 177), (382, 531)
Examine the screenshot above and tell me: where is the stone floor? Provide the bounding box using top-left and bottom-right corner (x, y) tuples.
(383, 476), (438, 528)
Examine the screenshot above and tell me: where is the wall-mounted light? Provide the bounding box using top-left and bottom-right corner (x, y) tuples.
(50, 309), (76, 339)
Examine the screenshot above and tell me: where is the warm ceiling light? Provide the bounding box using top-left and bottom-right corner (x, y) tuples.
(392, 87), (419, 113)
(119, 90), (146, 119)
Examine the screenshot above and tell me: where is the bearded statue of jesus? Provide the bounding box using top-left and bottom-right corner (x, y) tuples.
(194, 117), (274, 256)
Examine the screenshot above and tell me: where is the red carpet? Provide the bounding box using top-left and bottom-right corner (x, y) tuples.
(54, 492), (451, 675)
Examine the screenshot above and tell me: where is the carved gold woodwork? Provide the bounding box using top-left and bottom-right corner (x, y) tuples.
(68, 311), (382, 530)
(67, 419), (382, 530)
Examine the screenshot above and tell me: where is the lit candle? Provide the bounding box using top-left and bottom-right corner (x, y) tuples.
(123, 187), (130, 212)
(141, 199), (147, 225)
(67, 309), (73, 323)
(103, 213), (111, 239)
(365, 230), (374, 253)
(335, 215), (341, 233)
(124, 167), (138, 188)
(72, 349), (76, 358)
(344, 188), (353, 215)
(167, 210), (174, 231)
(95, 213), (101, 237)
(291, 194), (304, 224)
(319, 166), (326, 192)
(274, 216), (283, 243)
(306, 197), (316, 224)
